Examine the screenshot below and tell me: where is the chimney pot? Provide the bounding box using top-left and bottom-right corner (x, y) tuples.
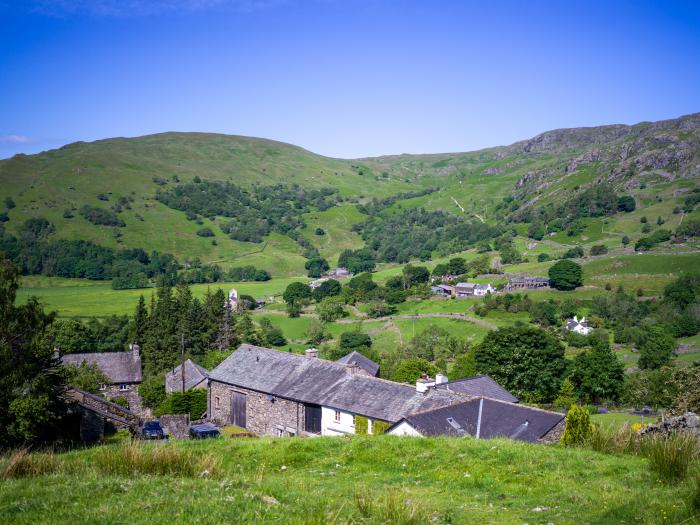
(305, 348), (319, 359)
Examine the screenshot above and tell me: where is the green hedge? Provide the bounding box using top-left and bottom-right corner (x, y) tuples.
(155, 389), (207, 419)
(355, 416), (369, 435)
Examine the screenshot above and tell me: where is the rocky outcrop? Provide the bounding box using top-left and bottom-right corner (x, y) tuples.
(640, 412), (699, 436)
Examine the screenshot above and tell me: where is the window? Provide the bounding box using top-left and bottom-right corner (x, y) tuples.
(118, 384), (128, 391)
(215, 396), (220, 409)
(334, 410), (341, 423)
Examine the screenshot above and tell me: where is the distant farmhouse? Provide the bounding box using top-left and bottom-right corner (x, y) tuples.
(60, 343), (144, 414)
(207, 344), (564, 443)
(165, 359), (210, 393)
(431, 284), (455, 297)
(324, 267), (353, 280)
(566, 315), (593, 335)
(455, 282), (494, 298)
(505, 276), (550, 291)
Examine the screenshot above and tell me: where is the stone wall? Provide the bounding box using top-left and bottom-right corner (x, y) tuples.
(160, 414), (191, 439)
(209, 380), (306, 436)
(100, 383), (143, 416)
(539, 419), (566, 444)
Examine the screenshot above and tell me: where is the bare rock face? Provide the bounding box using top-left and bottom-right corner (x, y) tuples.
(566, 149), (600, 172)
(640, 412), (700, 436)
(483, 167), (503, 175)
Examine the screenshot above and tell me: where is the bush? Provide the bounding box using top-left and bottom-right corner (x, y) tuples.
(586, 423), (639, 455)
(641, 432), (699, 482)
(196, 227), (214, 237)
(537, 253), (550, 262)
(561, 405), (592, 447)
(589, 245), (608, 256)
(355, 415), (369, 435)
(314, 227), (325, 236)
(617, 196), (636, 212)
(155, 389), (207, 419)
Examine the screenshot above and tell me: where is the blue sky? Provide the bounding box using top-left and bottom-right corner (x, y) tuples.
(1, 0), (699, 159)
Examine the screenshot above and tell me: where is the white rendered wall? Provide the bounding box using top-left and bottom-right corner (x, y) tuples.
(388, 421), (423, 436)
(321, 406), (356, 436)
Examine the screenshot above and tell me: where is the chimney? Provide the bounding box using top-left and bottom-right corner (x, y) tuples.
(345, 362), (362, 375)
(305, 348), (318, 359)
(416, 374), (436, 393)
(435, 373), (448, 385)
(130, 343), (140, 359)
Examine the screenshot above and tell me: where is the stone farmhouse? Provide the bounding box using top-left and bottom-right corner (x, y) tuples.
(60, 343), (144, 415)
(455, 282), (494, 298)
(208, 345), (470, 437)
(566, 315), (593, 335)
(388, 398), (564, 442)
(505, 276), (550, 291)
(165, 358), (209, 393)
(207, 344), (563, 443)
(431, 284), (455, 297)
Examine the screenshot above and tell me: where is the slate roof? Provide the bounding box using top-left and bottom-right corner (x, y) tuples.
(336, 351), (380, 377)
(455, 282), (475, 289)
(392, 398), (564, 442)
(435, 375), (519, 403)
(209, 344), (470, 422)
(165, 359), (209, 393)
(61, 351), (142, 384)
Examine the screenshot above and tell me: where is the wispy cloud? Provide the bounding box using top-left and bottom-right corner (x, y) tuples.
(31, 0), (288, 17)
(0, 134), (35, 145)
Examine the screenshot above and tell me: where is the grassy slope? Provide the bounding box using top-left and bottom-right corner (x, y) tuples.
(0, 436), (693, 525)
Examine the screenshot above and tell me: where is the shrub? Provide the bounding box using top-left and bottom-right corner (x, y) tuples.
(617, 195), (636, 212)
(314, 227), (325, 235)
(355, 415), (369, 435)
(371, 420), (391, 435)
(589, 244), (608, 256)
(553, 379), (578, 409)
(641, 432), (699, 482)
(537, 253), (550, 262)
(196, 227), (214, 237)
(561, 404), (592, 447)
(354, 490), (428, 524)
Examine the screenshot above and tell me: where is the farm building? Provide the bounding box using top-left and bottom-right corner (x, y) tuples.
(505, 276), (550, 291)
(566, 315), (593, 335)
(165, 359), (210, 393)
(335, 350), (380, 377)
(387, 398), (564, 443)
(434, 375), (519, 403)
(60, 343), (144, 414)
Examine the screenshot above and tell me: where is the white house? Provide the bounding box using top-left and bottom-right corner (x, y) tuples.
(566, 315), (593, 335)
(473, 283), (494, 296)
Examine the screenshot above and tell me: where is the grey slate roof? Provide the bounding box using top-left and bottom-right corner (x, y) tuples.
(165, 359), (209, 393)
(435, 375), (519, 403)
(209, 344), (470, 422)
(61, 351), (142, 384)
(393, 398), (564, 442)
(336, 351), (380, 377)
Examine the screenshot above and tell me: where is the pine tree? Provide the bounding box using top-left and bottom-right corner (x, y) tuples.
(215, 300), (237, 351)
(554, 378), (578, 409)
(131, 294), (148, 344)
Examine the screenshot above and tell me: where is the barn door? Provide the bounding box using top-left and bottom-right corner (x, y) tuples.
(231, 391), (247, 428)
(304, 404), (322, 434)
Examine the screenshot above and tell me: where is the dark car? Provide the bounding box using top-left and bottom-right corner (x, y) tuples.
(189, 423), (220, 439)
(141, 420), (165, 440)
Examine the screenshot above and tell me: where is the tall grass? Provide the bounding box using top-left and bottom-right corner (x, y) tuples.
(354, 490), (429, 525)
(1, 449), (57, 480)
(641, 432), (699, 482)
(586, 423), (640, 455)
(93, 442), (220, 478)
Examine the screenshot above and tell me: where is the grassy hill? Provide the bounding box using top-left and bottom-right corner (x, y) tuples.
(0, 435), (693, 524)
(1, 114), (698, 277)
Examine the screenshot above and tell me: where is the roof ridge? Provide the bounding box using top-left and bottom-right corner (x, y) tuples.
(482, 396), (565, 417)
(235, 344), (410, 390)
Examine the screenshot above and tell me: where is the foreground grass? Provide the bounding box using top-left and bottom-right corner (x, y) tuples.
(0, 436), (694, 524)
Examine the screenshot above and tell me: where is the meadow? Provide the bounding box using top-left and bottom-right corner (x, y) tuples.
(0, 435), (694, 525)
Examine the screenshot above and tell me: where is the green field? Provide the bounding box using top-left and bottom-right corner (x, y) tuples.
(1, 435), (693, 525)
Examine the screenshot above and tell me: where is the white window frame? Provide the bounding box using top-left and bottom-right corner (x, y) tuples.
(99, 383), (107, 391)
(334, 410), (341, 423)
(118, 384), (128, 392)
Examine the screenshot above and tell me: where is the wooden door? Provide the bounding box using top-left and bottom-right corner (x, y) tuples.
(231, 391), (247, 428)
(304, 404), (322, 434)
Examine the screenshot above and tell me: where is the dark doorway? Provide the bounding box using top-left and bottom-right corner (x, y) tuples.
(304, 404), (322, 434)
(231, 391), (247, 428)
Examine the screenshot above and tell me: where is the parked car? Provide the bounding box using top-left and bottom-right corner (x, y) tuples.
(189, 423), (220, 439)
(141, 420), (165, 440)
